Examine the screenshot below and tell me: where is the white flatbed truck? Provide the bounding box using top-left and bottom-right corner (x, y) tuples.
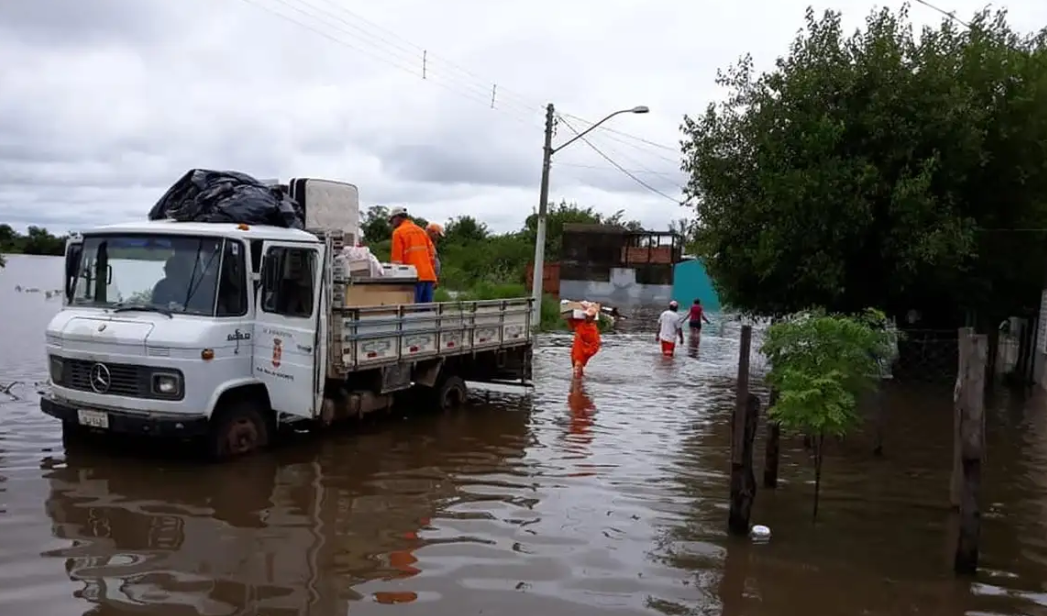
(40, 218), (534, 459)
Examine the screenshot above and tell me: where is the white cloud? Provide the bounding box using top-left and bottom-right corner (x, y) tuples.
(1, 0), (1044, 234)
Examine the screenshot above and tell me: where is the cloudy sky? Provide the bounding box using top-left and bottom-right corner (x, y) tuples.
(2, 0), (1045, 235)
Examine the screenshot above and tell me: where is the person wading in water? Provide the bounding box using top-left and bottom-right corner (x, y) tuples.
(567, 303), (602, 378)
(687, 298), (712, 351)
(657, 300), (686, 357)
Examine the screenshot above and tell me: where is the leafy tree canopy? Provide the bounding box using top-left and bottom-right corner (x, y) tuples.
(0, 224), (67, 261)
(682, 5), (1047, 326)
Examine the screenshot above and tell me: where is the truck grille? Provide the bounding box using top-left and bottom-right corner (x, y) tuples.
(64, 359), (146, 397)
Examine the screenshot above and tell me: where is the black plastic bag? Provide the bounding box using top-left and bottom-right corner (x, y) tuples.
(148, 169), (304, 229)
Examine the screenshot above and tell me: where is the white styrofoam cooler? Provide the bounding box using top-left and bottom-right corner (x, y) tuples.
(381, 264), (418, 279)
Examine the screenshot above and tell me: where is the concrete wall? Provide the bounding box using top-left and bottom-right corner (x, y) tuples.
(559, 267), (673, 308)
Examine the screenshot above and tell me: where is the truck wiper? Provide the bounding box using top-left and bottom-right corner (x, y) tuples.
(113, 305), (174, 318)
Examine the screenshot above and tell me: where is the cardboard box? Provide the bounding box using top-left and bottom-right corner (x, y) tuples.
(560, 299), (601, 319)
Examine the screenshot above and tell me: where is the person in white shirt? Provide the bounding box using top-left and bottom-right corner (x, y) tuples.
(656, 300), (686, 357)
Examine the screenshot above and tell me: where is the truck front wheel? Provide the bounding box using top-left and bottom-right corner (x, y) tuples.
(207, 401), (270, 461)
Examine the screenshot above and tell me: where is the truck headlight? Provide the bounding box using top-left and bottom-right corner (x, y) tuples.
(49, 355), (63, 383)
(151, 372), (182, 397)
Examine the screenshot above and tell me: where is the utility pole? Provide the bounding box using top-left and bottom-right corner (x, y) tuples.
(530, 103), (555, 329)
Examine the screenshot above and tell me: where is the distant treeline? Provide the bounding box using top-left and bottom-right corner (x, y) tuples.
(0, 224), (67, 257)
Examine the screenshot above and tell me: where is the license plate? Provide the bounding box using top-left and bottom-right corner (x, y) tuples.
(77, 409), (109, 429)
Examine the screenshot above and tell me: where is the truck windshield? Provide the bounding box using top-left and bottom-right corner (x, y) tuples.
(71, 234), (224, 316)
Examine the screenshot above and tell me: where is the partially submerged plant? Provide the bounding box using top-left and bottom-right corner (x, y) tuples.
(761, 308), (899, 520)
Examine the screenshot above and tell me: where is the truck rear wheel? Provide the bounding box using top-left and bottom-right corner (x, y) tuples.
(435, 376), (467, 411)
(207, 401), (270, 461)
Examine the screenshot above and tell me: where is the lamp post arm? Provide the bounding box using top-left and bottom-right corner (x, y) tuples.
(551, 110), (629, 155)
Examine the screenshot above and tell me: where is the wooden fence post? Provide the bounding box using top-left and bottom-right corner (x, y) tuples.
(763, 389), (780, 488)
(954, 333), (986, 575)
(733, 324), (752, 465)
(951, 327), (974, 509)
(728, 325), (755, 535)
(729, 393), (760, 535)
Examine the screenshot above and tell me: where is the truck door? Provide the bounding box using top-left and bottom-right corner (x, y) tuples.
(254, 241), (324, 418)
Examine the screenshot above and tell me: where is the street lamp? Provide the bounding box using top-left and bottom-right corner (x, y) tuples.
(529, 103), (650, 328)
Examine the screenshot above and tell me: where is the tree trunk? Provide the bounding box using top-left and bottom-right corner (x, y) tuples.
(813, 433), (825, 522)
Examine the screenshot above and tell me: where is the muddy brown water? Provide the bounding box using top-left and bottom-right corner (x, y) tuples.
(2, 255), (1047, 615)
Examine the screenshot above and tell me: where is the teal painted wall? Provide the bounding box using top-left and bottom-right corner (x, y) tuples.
(672, 259), (720, 312)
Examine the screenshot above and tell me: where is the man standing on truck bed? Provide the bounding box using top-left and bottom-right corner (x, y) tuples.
(389, 206), (438, 302)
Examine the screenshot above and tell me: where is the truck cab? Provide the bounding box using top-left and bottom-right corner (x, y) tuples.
(41, 220), (533, 460)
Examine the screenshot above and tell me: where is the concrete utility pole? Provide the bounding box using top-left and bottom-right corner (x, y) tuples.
(529, 103), (556, 328)
(529, 103), (650, 328)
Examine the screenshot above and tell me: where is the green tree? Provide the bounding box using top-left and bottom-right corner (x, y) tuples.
(681, 6), (1047, 327)
(0, 224), (67, 257)
(762, 309), (898, 520)
(361, 206), (391, 245)
(443, 215), (490, 244)
(361, 205), (429, 245)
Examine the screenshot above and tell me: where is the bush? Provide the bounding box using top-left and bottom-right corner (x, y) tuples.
(761, 308), (899, 519)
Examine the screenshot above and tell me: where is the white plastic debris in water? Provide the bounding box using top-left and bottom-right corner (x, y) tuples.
(750, 525), (771, 542)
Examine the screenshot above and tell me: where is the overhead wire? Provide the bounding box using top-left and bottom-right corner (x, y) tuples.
(562, 128), (682, 178)
(240, 0), (680, 163)
(557, 116), (683, 204)
(238, 0), (687, 189)
(238, 0), (542, 128)
(560, 113), (681, 156)
(553, 162), (683, 179)
(297, 0), (547, 117)
(912, 0), (972, 28)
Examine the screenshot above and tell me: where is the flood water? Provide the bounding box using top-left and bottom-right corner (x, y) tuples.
(2, 254), (1047, 615)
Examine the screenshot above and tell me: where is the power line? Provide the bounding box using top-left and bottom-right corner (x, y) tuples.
(557, 116), (683, 204)
(238, 0), (678, 159)
(279, 0), (543, 117)
(912, 0), (972, 28)
(297, 0), (546, 116)
(567, 130), (681, 177)
(561, 113), (680, 155)
(239, 0), (541, 126)
(553, 161), (683, 179)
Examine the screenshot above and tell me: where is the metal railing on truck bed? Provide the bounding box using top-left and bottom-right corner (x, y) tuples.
(328, 298), (533, 374)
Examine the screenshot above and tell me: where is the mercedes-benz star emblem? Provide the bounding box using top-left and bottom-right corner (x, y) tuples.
(89, 363), (112, 394)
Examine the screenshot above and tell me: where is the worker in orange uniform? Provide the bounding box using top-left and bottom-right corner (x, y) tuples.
(425, 222), (444, 283)
(389, 207), (438, 303)
(567, 303), (601, 378)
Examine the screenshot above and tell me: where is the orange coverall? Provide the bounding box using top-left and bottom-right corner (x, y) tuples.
(391, 220), (437, 282)
(568, 318), (601, 375)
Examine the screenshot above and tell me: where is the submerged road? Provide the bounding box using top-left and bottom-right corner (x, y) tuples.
(2, 255), (1047, 615)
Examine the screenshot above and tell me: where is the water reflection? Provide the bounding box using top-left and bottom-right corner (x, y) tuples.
(652, 377), (1047, 616)
(3, 256), (1047, 615)
(40, 402), (532, 614)
(565, 380), (596, 478)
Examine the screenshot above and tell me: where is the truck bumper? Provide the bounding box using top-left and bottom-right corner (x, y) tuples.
(40, 396), (210, 438)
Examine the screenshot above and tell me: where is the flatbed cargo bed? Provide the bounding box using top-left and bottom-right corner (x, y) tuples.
(329, 298), (533, 375)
